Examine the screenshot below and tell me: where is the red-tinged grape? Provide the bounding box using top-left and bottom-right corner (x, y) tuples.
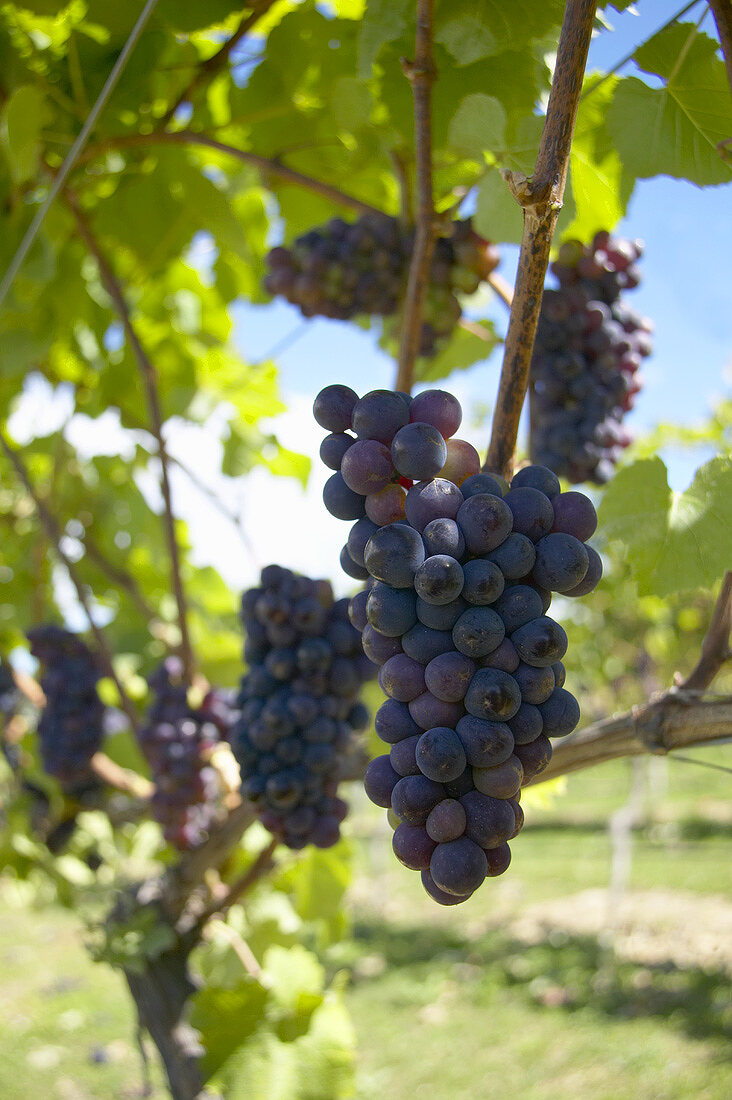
(405, 478), (463, 532)
(484, 843), (512, 876)
(365, 482), (407, 525)
(410, 389), (462, 438)
(341, 439), (394, 495)
(439, 438), (481, 485)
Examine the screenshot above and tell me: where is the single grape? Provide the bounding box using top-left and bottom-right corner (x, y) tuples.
(430, 837), (488, 895)
(364, 524), (426, 588)
(511, 616), (568, 667)
(464, 668), (522, 721)
(375, 698), (422, 744)
(457, 493), (513, 554)
(341, 439), (394, 495)
(539, 687), (580, 736)
(391, 422), (448, 480)
(409, 389), (462, 438)
(452, 607), (505, 659)
(364, 755), (401, 807)
(456, 714), (514, 767)
(392, 823), (436, 869)
(414, 555), (465, 605)
(472, 755), (523, 799)
(461, 789), (516, 848)
(422, 517), (466, 559)
(426, 798), (467, 842)
(439, 438), (481, 485)
(415, 726), (467, 782)
(461, 559), (505, 605)
(313, 384), (358, 432)
(424, 651), (476, 702)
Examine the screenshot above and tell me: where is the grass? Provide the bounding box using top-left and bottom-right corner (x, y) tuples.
(0, 744), (730, 1098)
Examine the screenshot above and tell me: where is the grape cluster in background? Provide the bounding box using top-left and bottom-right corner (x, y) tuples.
(529, 231), (653, 484)
(27, 626), (106, 791)
(264, 215), (500, 357)
(231, 566), (374, 850)
(138, 658), (223, 851)
(0, 657), (18, 720)
(314, 385), (602, 905)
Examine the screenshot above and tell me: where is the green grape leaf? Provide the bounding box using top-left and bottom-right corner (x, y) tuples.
(263, 944), (325, 1014)
(564, 74), (634, 240)
(475, 170), (522, 244)
(599, 456), (732, 596)
(2, 84), (49, 182)
(448, 94), (507, 158)
(435, 0), (564, 66)
(277, 843), (352, 935)
(357, 0), (411, 76)
(416, 320), (500, 384)
(607, 27), (732, 186)
(190, 981), (270, 1082)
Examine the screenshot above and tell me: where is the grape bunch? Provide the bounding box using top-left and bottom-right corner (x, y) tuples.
(264, 215), (500, 357)
(138, 658), (222, 851)
(0, 657), (18, 720)
(27, 625), (106, 789)
(313, 386), (602, 905)
(231, 565), (374, 850)
(529, 231), (653, 484)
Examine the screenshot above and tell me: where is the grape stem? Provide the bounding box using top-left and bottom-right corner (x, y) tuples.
(487, 271), (514, 310)
(0, 428), (141, 736)
(67, 193), (196, 686)
(484, 0), (599, 479)
(157, 0), (279, 128)
(190, 836), (279, 934)
(395, 0), (437, 394)
(530, 571), (732, 785)
(76, 130), (384, 217)
(709, 0), (732, 95)
(91, 751), (155, 799)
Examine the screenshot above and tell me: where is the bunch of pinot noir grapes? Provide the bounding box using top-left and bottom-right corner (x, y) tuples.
(265, 215), (500, 357)
(27, 626), (106, 789)
(530, 231), (653, 484)
(138, 658), (222, 850)
(231, 565), (374, 850)
(314, 385), (602, 905)
(0, 657), (18, 719)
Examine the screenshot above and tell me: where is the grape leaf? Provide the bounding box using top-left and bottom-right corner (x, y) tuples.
(563, 74), (634, 241)
(607, 27), (732, 186)
(435, 0), (564, 67)
(2, 85), (48, 182)
(475, 169), (522, 244)
(599, 455), (732, 596)
(190, 981), (269, 1081)
(448, 94), (507, 158)
(416, 320), (500, 383)
(357, 0), (411, 76)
